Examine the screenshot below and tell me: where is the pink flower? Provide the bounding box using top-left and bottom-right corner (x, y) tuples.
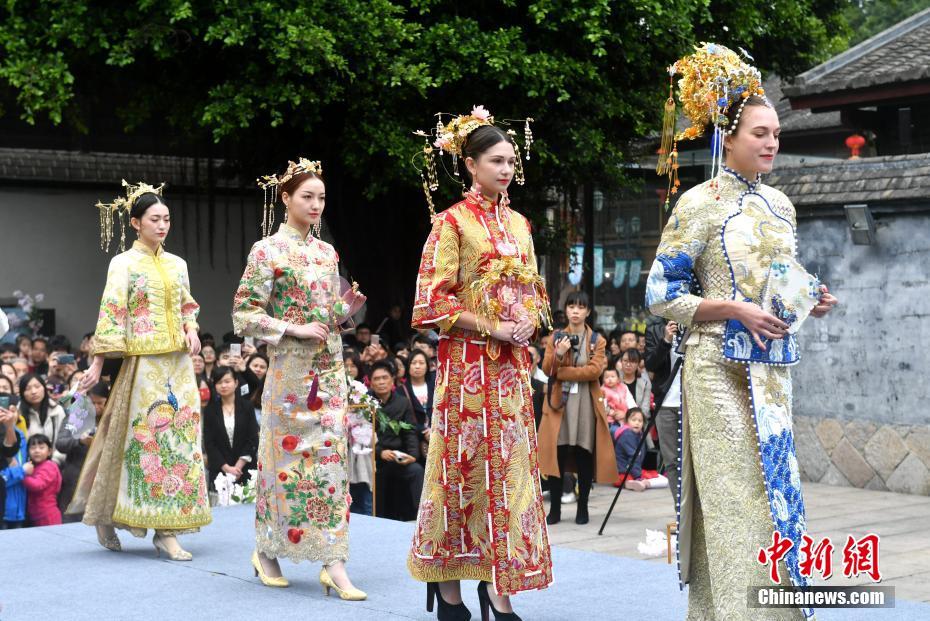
(162, 474), (183, 497)
(172, 462), (189, 477)
(140, 453), (161, 473)
(462, 363), (483, 395)
(328, 395), (344, 410)
(320, 413), (335, 428)
(134, 427), (155, 445)
(307, 497), (331, 523)
(150, 466), (168, 484)
(471, 105), (490, 120)
(256, 495), (267, 515)
(182, 481), (194, 496)
(297, 480), (314, 492)
(434, 137), (450, 150)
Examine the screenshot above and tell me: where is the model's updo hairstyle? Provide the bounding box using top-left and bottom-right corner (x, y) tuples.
(722, 95), (771, 137)
(278, 171), (324, 202)
(461, 125), (515, 184)
(130, 193), (167, 220)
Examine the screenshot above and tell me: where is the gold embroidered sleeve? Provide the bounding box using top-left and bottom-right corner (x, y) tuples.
(645, 193), (710, 327)
(412, 213), (465, 333)
(91, 256), (129, 357)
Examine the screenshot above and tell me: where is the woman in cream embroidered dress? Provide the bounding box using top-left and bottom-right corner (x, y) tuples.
(74, 186), (210, 560)
(232, 161), (366, 599)
(646, 47), (838, 620)
(408, 119), (552, 621)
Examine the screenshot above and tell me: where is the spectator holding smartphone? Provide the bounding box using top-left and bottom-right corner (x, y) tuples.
(369, 360), (422, 521)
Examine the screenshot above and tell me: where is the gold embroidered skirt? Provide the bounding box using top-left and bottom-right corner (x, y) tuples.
(71, 352), (211, 534)
(681, 335), (805, 620)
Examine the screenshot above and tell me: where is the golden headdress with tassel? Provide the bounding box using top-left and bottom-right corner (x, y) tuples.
(96, 179), (165, 253)
(413, 105), (534, 220)
(656, 43), (768, 209)
(256, 158), (324, 238)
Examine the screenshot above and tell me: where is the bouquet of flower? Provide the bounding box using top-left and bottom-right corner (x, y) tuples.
(63, 392), (96, 437)
(346, 379), (377, 455)
(213, 470), (258, 507)
(7, 290), (45, 337)
(346, 378), (413, 438)
(308, 274), (366, 329)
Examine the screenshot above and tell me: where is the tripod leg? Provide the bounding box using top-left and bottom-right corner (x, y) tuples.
(597, 413), (658, 535)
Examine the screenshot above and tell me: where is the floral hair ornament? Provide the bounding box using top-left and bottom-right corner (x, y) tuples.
(413, 105), (534, 220)
(657, 43), (768, 209)
(256, 158), (324, 238)
(96, 180), (165, 253)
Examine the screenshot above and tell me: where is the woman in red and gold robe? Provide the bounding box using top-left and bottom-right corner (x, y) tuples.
(408, 115), (552, 620)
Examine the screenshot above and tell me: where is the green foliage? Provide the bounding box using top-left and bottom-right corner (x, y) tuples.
(0, 1), (849, 199)
(840, 0), (930, 47)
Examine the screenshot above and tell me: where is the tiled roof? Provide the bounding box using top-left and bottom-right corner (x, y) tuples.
(0, 147), (240, 189)
(765, 153), (930, 207)
(766, 77), (842, 132)
(783, 8), (930, 98)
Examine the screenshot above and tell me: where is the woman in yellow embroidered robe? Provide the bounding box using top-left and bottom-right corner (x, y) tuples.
(407, 191), (553, 595)
(232, 223), (352, 564)
(72, 240), (211, 535)
(647, 168), (818, 620)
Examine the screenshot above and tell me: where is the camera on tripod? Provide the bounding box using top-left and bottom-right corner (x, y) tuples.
(553, 331), (580, 350)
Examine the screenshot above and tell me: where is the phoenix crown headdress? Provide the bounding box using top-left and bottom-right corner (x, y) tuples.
(256, 158), (324, 237)
(413, 105), (534, 219)
(656, 43), (768, 208)
(96, 179), (165, 253)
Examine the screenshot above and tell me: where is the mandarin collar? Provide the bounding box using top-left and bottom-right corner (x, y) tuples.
(132, 240), (163, 257)
(719, 166), (762, 193)
(279, 223), (314, 244)
(464, 190), (502, 212)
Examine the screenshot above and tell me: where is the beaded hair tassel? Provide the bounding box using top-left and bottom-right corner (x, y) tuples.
(657, 73), (680, 211)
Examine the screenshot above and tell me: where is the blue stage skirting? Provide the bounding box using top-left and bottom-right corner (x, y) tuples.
(1, 505), (927, 620)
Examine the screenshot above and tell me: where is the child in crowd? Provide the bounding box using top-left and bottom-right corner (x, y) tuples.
(1, 427), (28, 528)
(601, 368), (637, 425)
(22, 434), (62, 526)
(612, 408), (650, 491)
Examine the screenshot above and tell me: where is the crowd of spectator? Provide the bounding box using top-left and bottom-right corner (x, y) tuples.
(1, 299), (677, 528)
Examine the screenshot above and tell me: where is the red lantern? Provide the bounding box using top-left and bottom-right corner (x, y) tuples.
(845, 134), (866, 159)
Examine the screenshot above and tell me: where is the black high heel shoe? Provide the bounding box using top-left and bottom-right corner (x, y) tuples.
(427, 582), (472, 621)
(477, 581), (522, 621)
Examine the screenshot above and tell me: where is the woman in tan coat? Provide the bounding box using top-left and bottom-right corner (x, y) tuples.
(537, 292), (616, 524)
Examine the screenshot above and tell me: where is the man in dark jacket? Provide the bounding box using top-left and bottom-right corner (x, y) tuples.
(644, 319), (682, 505)
(370, 360), (423, 520)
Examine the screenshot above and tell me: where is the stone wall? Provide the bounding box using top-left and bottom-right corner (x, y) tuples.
(792, 212), (930, 495)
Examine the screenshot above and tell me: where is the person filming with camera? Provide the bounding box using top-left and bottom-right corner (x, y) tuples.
(538, 292), (617, 525)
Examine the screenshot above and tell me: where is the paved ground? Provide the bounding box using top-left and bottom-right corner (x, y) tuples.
(547, 481), (930, 603)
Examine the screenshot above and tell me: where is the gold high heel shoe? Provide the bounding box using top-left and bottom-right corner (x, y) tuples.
(96, 525), (121, 552)
(319, 567), (366, 601)
(152, 533), (192, 561)
(251, 551), (289, 588)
